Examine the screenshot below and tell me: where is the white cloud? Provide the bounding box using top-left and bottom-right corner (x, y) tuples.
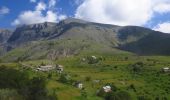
(30, 0), (36, 3)
(0, 6), (10, 15)
(75, 0), (170, 26)
(45, 11), (57, 22)
(58, 15), (67, 20)
(153, 3), (170, 14)
(12, 0), (67, 25)
(12, 11), (48, 25)
(49, 0), (56, 8)
(36, 2), (46, 11)
(153, 22), (170, 33)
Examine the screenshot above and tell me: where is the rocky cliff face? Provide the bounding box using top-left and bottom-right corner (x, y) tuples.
(0, 29), (12, 44)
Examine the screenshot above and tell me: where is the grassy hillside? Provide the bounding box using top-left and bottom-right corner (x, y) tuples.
(1, 54), (170, 100)
(1, 38), (132, 62)
(119, 31), (170, 55)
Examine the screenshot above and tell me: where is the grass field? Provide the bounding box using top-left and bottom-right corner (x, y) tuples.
(1, 54), (170, 100)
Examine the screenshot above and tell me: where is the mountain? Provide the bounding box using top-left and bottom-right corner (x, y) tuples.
(119, 31), (170, 55)
(0, 29), (12, 44)
(7, 22), (57, 46)
(0, 29), (12, 56)
(1, 18), (170, 61)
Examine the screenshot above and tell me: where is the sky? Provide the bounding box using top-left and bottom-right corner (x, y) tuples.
(0, 0), (170, 33)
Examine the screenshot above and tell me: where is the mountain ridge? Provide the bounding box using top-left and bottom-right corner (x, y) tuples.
(1, 18), (170, 61)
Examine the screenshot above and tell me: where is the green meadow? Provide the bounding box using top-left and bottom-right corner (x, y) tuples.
(1, 54), (170, 100)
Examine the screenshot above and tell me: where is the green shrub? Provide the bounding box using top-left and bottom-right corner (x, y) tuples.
(58, 74), (71, 84)
(0, 89), (23, 100)
(0, 66), (56, 100)
(85, 76), (91, 82)
(87, 56), (99, 64)
(106, 91), (131, 100)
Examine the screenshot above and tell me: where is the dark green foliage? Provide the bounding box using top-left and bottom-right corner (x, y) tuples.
(0, 66), (29, 89)
(85, 76), (91, 82)
(41, 62), (46, 66)
(131, 62), (144, 73)
(26, 77), (47, 100)
(47, 73), (52, 79)
(81, 89), (87, 99)
(106, 91), (131, 100)
(59, 74), (71, 84)
(115, 91), (131, 100)
(87, 56), (99, 64)
(0, 89), (23, 100)
(124, 57), (128, 61)
(137, 95), (152, 100)
(106, 92), (119, 100)
(97, 89), (107, 97)
(127, 84), (136, 92)
(0, 66), (56, 100)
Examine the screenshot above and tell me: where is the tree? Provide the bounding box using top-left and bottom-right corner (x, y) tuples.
(87, 56), (99, 64)
(58, 74), (70, 84)
(106, 91), (131, 100)
(0, 66), (56, 100)
(81, 89), (87, 99)
(85, 76), (91, 82)
(132, 62), (144, 73)
(116, 91), (131, 100)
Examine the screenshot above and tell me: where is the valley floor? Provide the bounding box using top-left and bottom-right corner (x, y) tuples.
(0, 55), (170, 100)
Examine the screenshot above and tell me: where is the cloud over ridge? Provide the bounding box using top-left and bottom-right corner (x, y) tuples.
(75, 0), (170, 26)
(12, 0), (67, 25)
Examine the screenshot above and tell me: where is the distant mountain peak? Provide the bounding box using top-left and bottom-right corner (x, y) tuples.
(60, 18), (88, 24)
(17, 22), (57, 30)
(0, 29), (12, 44)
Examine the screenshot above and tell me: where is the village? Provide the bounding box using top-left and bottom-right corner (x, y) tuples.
(16, 55), (170, 100)
(19, 55), (118, 95)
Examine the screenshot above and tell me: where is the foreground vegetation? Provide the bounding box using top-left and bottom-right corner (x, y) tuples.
(0, 54), (170, 100)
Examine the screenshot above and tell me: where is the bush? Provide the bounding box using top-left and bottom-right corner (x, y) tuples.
(97, 89), (107, 97)
(87, 56), (99, 64)
(132, 62), (144, 73)
(127, 84), (136, 92)
(58, 74), (71, 84)
(81, 89), (87, 99)
(0, 66), (56, 100)
(47, 73), (52, 79)
(106, 91), (131, 100)
(0, 89), (23, 100)
(85, 76), (91, 82)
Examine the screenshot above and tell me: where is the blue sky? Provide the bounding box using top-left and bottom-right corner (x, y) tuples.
(0, 0), (170, 33)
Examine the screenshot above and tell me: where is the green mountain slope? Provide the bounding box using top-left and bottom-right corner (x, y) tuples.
(1, 18), (170, 61)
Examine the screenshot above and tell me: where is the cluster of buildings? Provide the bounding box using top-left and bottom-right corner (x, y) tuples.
(36, 64), (64, 73)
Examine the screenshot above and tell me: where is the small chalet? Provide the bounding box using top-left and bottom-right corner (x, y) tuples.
(102, 86), (112, 93)
(75, 82), (83, 89)
(82, 58), (86, 62)
(56, 65), (64, 73)
(162, 67), (170, 72)
(91, 56), (97, 59)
